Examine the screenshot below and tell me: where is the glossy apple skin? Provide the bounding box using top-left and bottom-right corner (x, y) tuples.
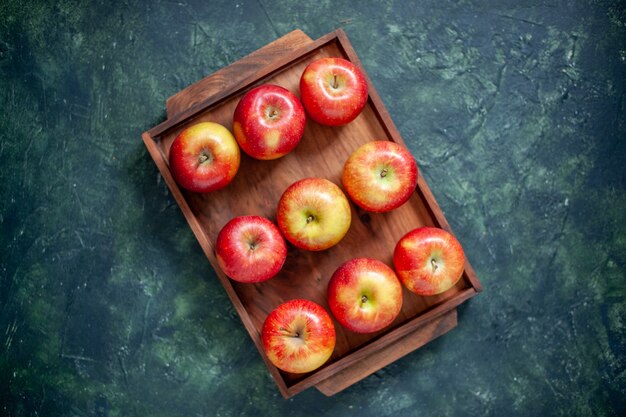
(299, 57), (368, 126)
(215, 216), (287, 283)
(169, 122), (240, 193)
(328, 258), (403, 333)
(393, 227), (465, 296)
(262, 299), (336, 374)
(233, 84), (306, 160)
(342, 141), (418, 213)
(276, 178), (352, 251)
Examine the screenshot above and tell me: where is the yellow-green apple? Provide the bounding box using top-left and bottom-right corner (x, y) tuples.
(393, 227), (465, 296)
(342, 141), (418, 212)
(233, 84), (306, 160)
(261, 299), (336, 374)
(276, 178), (352, 251)
(215, 216), (287, 283)
(327, 258), (403, 333)
(299, 57), (368, 126)
(168, 122), (240, 193)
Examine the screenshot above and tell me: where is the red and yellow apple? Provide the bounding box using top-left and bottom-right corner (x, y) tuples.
(233, 84), (306, 160)
(393, 227), (465, 296)
(277, 178), (352, 251)
(215, 216), (287, 283)
(342, 141), (418, 212)
(168, 122), (240, 193)
(299, 57), (368, 126)
(327, 258), (403, 333)
(261, 299), (336, 374)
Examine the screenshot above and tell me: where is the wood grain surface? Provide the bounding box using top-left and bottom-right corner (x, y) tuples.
(146, 29), (482, 398)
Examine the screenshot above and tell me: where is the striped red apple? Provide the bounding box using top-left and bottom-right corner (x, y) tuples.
(327, 258), (403, 333)
(342, 141), (418, 213)
(299, 57), (368, 126)
(215, 216), (287, 283)
(168, 122), (240, 193)
(261, 299), (336, 374)
(276, 178), (352, 251)
(233, 84), (306, 160)
(394, 227), (465, 296)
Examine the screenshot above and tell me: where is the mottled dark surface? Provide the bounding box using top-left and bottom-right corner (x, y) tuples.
(1, 0), (625, 416)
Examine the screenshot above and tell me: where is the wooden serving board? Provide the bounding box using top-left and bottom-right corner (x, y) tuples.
(145, 29), (482, 398)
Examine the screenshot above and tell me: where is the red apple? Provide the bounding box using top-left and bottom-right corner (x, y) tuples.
(342, 141), (418, 212)
(327, 258), (403, 333)
(168, 122), (240, 193)
(299, 57), (368, 126)
(233, 84), (306, 160)
(276, 178), (352, 251)
(262, 299), (336, 374)
(215, 216), (287, 283)
(393, 227), (465, 296)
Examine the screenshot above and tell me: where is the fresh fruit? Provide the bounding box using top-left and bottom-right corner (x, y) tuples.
(299, 57), (368, 126)
(168, 122), (240, 193)
(393, 227), (465, 296)
(342, 140), (418, 212)
(233, 84), (306, 160)
(261, 299), (336, 374)
(277, 178), (352, 251)
(215, 216), (287, 283)
(327, 258), (403, 333)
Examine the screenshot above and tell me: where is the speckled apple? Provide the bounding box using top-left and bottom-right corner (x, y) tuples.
(299, 57), (368, 126)
(215, 216), (287, 283)
(276, 178), (352, 251)
(233, 84), (306, 160)
(327, 258), (403, 333)
(261, 299), (336, 374)
(393, 227), (465, 296)
(342, 140), (418, 213)
(168, 122), (240, 193)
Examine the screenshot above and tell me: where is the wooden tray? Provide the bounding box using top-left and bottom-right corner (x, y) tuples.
(142, 29), (482, 399)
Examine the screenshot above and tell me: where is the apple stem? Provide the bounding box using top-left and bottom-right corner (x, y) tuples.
(332, 74), (338, 89)
(269, 109), (278, 118)
(431, 258), (438, 273)
(279, 327), (300, 338)
(306, 215), (314, 224)
(380, 168), (388, 178)
(199, 154), (209, 163)
(361, 295), (368, 304)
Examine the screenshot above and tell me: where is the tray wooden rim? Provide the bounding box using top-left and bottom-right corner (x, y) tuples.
(142, 28), (482, 398)
(165, 29), (314, 118)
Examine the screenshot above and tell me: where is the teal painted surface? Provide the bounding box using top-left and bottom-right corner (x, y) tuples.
(1, 0), (624, 416)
